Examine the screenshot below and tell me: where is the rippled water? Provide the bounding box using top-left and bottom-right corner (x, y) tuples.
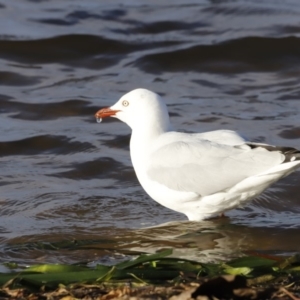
(1, 0), (300, 270)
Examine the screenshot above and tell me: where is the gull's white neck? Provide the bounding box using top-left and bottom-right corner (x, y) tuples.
(130, 119), (170, 175)
(130, 126), (169, 164)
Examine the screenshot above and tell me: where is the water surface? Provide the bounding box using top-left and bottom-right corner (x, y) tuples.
(1, 0), (300, 270)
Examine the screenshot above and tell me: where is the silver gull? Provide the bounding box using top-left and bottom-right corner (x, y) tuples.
(95, 88), (300, 221)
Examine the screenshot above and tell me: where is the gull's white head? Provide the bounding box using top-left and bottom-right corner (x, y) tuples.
(95, 88), (170, 133)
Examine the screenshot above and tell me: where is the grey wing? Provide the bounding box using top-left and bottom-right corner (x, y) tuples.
(195, 129), (247, 146)
(146, 140), (285, 196)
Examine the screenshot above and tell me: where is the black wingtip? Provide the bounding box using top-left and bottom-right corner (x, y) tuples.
(246, 142), (300, 163)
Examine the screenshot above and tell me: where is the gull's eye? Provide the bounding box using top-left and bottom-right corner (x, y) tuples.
(122, 100), (129, 107)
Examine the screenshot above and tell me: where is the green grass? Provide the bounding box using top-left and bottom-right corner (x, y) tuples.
(1, 249), (300, 291)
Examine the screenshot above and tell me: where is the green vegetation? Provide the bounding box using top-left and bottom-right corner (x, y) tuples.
(1, 250), (300, 299)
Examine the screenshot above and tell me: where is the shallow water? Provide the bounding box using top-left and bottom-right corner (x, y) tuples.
(1, 0), (300, 270)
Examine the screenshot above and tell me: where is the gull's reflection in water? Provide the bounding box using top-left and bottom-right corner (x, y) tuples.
(125, 218), (300, 262)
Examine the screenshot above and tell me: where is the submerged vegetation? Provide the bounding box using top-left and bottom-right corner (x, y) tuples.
(1, 249), (300, 299)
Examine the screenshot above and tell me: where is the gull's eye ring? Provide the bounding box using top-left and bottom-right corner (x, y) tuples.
(122, 100), (129, 107)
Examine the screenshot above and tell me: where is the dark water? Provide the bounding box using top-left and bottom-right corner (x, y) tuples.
(1, 0), (300, 271)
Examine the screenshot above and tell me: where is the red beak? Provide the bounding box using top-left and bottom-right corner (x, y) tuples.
(95, 107), (119, 120)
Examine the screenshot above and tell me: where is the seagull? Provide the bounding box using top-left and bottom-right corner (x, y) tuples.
(95, 88), (300, 221)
